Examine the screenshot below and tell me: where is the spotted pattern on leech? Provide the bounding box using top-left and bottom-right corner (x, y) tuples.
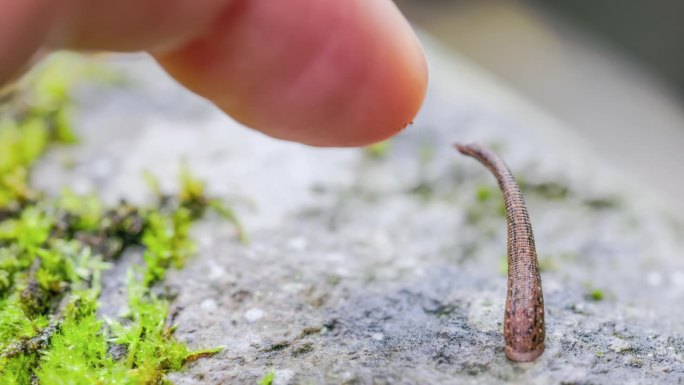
(455, 143), (545, 362)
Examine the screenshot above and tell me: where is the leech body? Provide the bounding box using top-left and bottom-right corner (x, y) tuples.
(455, 143), (545, 362)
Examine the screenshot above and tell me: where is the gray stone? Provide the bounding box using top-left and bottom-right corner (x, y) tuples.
(34, 36), (684, 384)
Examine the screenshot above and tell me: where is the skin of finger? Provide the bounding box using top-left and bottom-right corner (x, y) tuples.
(155, 0), (428, 147)
(0, 0), (58, 84)
(47, 0), (232, 52)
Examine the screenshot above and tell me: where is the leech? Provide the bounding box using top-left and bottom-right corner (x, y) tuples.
(455, 143), (545, 362)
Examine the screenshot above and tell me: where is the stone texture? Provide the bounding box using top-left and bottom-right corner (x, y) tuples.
(34, 38), (684, 384)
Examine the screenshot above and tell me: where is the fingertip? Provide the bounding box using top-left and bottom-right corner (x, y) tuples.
(156, 0), (427, 147)
(0, 0), (57, 83)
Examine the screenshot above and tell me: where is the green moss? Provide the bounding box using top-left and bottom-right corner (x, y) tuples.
(109, 286), (191, 380)
(584, 196), (621, 210)
(363, 140), (391, 160)
(409, 183), (434, 201)
(142, 209), (194, 286)
(1, 352), (38, 385)
(522, 181), (570, 200)
(475, 185), (493, 202)
(0, 54), (241, 384)
(498, 254), (508, 276)
(537, 255), (557, 273)
(418, 142), (435, 165)
(36, 311), (124, 385)
(464, 182), (507, 226)
(582, 280), (606, 302)
(57, 189), (103, 232)
(0, 55), (105, 210)
(258, 370), (275, 385)
(589, 289), (604, 301)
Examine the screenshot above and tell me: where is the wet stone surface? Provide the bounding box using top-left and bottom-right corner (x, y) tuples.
(33, 42), (684, 384)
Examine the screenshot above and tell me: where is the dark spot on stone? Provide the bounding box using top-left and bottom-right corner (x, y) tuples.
(108, 343), (128, 361)
(564, 381), (604, 385)
(299, 326), (323, 338)
(231, 289), (251, 303)
(422, 300), (459, 317)
(262, 341), (290, 352)
(292, 342), (314, 356)
(463, 362), (489, 376)
(323, 319), (338, 331)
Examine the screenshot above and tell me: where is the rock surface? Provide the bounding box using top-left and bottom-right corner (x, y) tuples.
(34, 38), (684, 384)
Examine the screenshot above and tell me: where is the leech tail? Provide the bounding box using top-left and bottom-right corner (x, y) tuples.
(455, 142), (545, 362)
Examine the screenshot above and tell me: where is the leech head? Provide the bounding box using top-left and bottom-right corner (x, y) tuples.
(455, 142), (546, 362)
(453, 143), (475, 157)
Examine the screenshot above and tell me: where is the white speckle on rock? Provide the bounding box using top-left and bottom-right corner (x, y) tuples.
(647, 271), (663, 287)
(281, 282), (305, 294)
(326, 252), (347, 263)
(339, 371), (356, 381)
(207, 263), (226, 280)
(371, 333), (384, 341)
(244, 308), (264, 322)
(231, 339), (251, 352)
(396, 257), (418, 270)
(91, 158), (114, 178)
(273, 369), (295, 385)
(197, 234), (214, 248)
(200, 298), (217, 311)
(71, 178), (94, 195)
(610, 338), (632, 353)
(287, 236), (308, 251)
(467, 294), (502, 332)
(543, 278), (563, 293)
(333, 267), (351, 277)
(671, 270), (684, 288)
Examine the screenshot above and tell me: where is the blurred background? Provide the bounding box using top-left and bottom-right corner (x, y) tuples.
(396, 0), (684, 204)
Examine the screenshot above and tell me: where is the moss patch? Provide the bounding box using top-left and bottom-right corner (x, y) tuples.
(0, 54), (237, 384)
